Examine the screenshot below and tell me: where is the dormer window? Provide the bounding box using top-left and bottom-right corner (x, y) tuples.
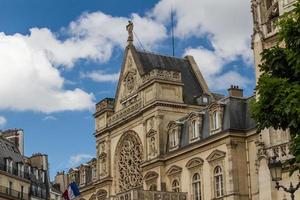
(80, 168), (86, 185)
(191, 120), (199, 139)
(6, 158), (13, 173)
(18, 163), (24, 177)
(167, 121), (181, 151)
(209, 103), (224, 134)
(188, 112), (204, 143)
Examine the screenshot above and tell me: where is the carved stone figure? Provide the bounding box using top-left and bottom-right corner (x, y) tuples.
(126, 21), (134, 44)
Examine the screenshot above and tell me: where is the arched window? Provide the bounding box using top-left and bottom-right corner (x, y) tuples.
(149, 184), (157, 191)
(212, 111), (219, 130)
(214, 166), (224, 198)
(192, 173), (201, 200)
(172, 180), (180, 192)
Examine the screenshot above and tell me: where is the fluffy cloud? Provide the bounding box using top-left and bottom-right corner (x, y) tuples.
(185, 47), (251, 90)
(151, 0), (253, 91)
(151, 0), (252, 62)
(68, 154), (93, 167)
(81, 70), (120, 82)
(0, 116), (7, 127)
(0, 32), (94, 113)
(0, 11), (166, 113)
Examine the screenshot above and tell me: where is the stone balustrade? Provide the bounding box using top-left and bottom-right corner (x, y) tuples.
(265, 141), (293, 161)
(142, 69), (181, 84)
(108, 189), (187, 200)
(107, 100), (142, 126)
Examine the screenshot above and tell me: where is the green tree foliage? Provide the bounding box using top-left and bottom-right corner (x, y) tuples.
(251, 0), (300, 171)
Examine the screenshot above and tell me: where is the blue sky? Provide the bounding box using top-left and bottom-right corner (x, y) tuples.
(0, 0), (255, 180)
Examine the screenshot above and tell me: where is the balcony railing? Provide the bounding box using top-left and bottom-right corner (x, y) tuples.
(0, 163), (30, 180)
(265, 142), (293, 161)
(30, 189), (47, 199)
(112, 189), (187, 200)
(0, 185), (29, 200)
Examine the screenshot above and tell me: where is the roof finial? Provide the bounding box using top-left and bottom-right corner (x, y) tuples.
(126, 21), (134, 45)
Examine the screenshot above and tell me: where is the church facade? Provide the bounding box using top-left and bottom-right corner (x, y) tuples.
(55, 1), (300, 199)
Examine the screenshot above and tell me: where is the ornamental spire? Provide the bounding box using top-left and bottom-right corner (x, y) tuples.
(126, 21), (134, 45)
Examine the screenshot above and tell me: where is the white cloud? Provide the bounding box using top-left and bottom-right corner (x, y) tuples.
(151, 0), (253, 91)
(185, 47), (252, 90)
(0, 11), (166, 113)
(151, 0), (252, 62)
(210, 71), (252, 91)
(0, 32), (95, 113)
(0, 116), (7, 127)
(42, 115), (57, 121)
(68, 154), (93, 167)
(81, 70), (120, 82)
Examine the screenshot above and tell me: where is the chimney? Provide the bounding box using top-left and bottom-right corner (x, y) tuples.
(228, 85), (243, 97)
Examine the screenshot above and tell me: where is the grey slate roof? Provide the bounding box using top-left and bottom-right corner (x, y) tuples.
(0, 136), (23, 164)
(135, 50), (204, 105)
(167, 96), (256, 152)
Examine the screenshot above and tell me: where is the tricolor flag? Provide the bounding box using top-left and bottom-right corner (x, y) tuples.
(62, 182), (80, 200)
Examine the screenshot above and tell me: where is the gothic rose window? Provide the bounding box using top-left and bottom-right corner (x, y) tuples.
(126, 73), (135, 92)
(117, 132), (143, 192)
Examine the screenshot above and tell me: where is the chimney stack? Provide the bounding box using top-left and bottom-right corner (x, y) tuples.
(228, 85), (243, 97)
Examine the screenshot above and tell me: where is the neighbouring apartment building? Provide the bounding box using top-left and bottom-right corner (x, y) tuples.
(0, 129), (50, 200)
(54, 1), (299, 199)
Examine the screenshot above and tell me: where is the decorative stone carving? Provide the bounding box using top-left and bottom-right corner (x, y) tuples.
(166, 165), (182, 176)
(185, 157), (204, 169)
(206, 150), (226, 163)
(116, 131), (143, 192)
(107, 99), (142, 125)
(146, 129), (158, 159)
(97, 189), (108, 200)
(88, 194), (96, 200)
(98, 141), (108, 177)
(142, 69), (181, 84)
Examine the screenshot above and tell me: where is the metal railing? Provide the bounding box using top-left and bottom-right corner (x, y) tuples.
(0, 163), (30, 180)
(113, 189), (187, 200)
(30, 189), (47, 199)
(0, 185), (29, 200)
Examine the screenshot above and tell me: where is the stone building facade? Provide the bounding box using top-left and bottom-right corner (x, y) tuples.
(251, 0), (300, 200)
(0, 129), (51, 200)
(55, 1), (300, 198)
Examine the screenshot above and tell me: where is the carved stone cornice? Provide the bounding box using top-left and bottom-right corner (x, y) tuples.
(142, 69), (181, 84)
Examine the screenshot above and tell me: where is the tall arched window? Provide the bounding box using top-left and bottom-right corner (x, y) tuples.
(214, 166), (224, 198)
(172, 180), (180, 192)
(192, 173), (201, 200)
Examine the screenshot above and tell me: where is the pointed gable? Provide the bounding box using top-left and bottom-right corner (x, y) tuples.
(114, 45), (144, 112)
(206, 150), (226, 162)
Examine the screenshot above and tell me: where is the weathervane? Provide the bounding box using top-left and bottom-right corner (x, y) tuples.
(126, 21), (134, 45)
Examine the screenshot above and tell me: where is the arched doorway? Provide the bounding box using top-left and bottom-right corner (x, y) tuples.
(116, 131), (143, 192)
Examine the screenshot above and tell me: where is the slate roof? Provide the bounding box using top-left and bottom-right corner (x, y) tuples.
(166, 95), (256, 153)
(0, 136), (23, 165)
(135, 50), (204, 105)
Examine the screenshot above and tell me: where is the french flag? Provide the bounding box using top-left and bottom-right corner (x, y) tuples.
(62, 182), (80, 200)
